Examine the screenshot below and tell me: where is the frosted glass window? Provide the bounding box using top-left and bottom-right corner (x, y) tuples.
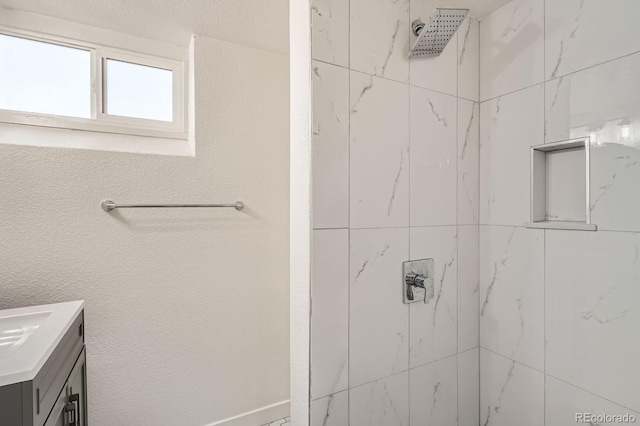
(105, 59), (173, 122)
(0, 34), (91, 118)
(0, 29), (185, 141)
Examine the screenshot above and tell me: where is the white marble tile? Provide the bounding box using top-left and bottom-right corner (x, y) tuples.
(545, 51), (640, 144)
(312, 61), (350, 229)
(350, 372), (409, 426)
(479, 0), (544, 101)
(591, 141), (640, 232)
(479, 226), (544, 371)
(409, 87), (457, 226)
(350, 228), (409, 386)
(479, 84), (544, 226)
(543, 52), (640, 231)
(480, 349), (544, 426)
(312, 0), (349, 67)
(458, 349), (479, 426)
(350, 71), (410, 228)
(311, 229), (349, 399)
(458, 17), (480, 102)
(458, 99), (479, 226)
(546, 375), (640, 426)
(311, 391), (349, 426)
(458, 225), (478, 352)
(351, 0), (410, 83)
(409, 355), (458, 426)
(544, 76), (571, 144)
(546, 230), (640, 413)
(409, 226), (457, 367)
(545, 0), (640, 80)
(409, 25), (458, 96)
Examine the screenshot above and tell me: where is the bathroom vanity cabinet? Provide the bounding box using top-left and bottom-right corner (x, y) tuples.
(0, 301), (87, 426)
(43, 347), (87, 426)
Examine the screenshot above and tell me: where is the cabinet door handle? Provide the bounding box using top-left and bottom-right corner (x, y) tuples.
(65, 393), (80, 426)
(64, 402), (76, 426)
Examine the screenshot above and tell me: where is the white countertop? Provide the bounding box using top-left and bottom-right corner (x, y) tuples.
(0, 300), (84, 387)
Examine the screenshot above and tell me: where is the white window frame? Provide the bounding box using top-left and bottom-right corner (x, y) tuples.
(0, 26), (188, 140)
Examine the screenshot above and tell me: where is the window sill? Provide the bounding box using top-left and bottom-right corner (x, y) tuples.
(0, 122), (194, 157)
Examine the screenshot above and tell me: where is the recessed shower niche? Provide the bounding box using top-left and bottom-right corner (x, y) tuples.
(526, 138), (597, 231)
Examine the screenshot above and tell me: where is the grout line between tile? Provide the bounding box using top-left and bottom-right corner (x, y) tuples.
(348, 350), (463, 394)
(311, 388), (350, 403)
(407, 1), (412, 422)
(542, 2), (547, 423)
(544, 373), (640, 416)
(479, 47), (640, 105)
(477, 14), (482, 426)
(543, 229), (547, 426)
(350, 224), (463, 231)
(347, 0), (351, 422)
(458, 345), (480, 356)
(545, 46), (640, 84)
(308, 3), (313, 421)
(479, 346), (545, 375)
(479, 81), (544, 104)
(455, 23), (460, 426)
(313, 58), (474, 100)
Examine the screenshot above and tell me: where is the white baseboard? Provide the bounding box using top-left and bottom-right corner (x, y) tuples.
(206, 400), (290, 426)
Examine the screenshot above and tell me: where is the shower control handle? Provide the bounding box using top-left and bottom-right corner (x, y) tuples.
(405, 272), (421, 301)
(405, 272), (432, 302)
(403, 259), (435, 304)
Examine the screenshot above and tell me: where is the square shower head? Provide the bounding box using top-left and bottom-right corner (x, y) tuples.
(408, 8), (469, 59)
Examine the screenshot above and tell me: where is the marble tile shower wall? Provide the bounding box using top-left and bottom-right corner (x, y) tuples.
(310, 0), (480, 424)
(479, 0), (640, 425)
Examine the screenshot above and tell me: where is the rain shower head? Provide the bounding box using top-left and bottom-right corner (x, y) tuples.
(408, 8), (469, 59)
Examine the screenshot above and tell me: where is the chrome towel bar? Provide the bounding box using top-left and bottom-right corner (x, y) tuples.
(100, 200), (245, 212)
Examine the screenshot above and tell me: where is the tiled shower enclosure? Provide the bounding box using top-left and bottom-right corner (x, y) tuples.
(310, 0), (480, 423)
(309, 0), (640, 424)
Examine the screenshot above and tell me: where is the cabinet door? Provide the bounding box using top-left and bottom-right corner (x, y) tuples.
(43, 387), (67, 426)
(45, 408), (66, 426)
(66, 349), (87, 426)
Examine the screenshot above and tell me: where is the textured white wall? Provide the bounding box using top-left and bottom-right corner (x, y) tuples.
(0, 36), (290, 426)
